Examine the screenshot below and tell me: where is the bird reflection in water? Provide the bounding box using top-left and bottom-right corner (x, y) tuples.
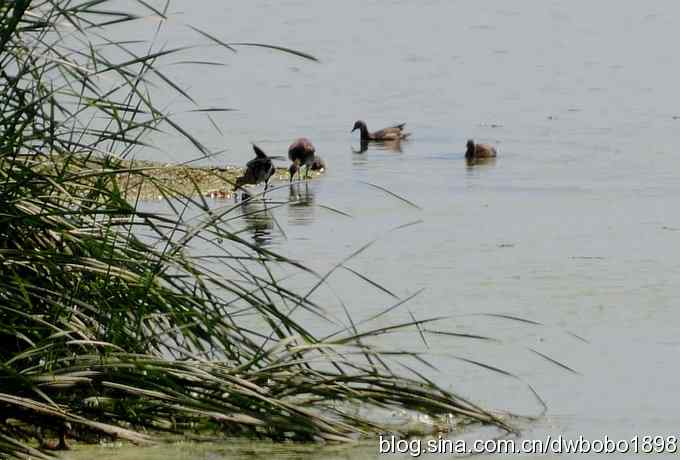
(238, 198), (275, 247)
(352, 139), (403, 154)
(288, 182), (315, 226)
(465, 156), (497, 170)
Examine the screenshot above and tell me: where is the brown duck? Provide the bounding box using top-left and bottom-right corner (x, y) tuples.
(351, 120), (410, 141)
(235, 144), (276, 194)
(465, 139), (497, 159)
(288, 137), (316, 181)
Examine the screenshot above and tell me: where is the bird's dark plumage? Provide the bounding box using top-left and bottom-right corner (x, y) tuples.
(351, 120), (410, 141)
(288, 138), (316, 181)
(235, 144), (276, 193)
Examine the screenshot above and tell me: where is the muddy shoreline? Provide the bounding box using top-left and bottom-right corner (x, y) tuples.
(115, 159), (319, 201)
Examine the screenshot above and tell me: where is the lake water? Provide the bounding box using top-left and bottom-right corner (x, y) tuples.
(72, 0), (680, 458)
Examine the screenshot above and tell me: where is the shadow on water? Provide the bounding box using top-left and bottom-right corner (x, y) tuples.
(351, 145), (369, 168)
(352, 139), (404, 154)
(287, 182), (316, 226)
(237, 198), (275, 246)
(465, 156), (498, 171)
(234, 182), (324, 244)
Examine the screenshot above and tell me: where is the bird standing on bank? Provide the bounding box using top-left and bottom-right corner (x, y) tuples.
(235, 144), (276, 195)
(351, 120), (410, 141)
(288, 137), (316, 181)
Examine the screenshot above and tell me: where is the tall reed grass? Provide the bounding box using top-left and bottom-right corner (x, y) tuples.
(0, 1), (511, 458)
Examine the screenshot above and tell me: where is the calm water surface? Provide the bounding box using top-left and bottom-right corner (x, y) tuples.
(72, 0), (680, 457)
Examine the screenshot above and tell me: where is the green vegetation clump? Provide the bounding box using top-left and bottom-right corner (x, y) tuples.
(0, 1), (508, 458)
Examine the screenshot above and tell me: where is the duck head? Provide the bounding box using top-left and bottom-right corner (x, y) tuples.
(465, 139), (475, 159)
(310, 156), (326, 172)
(351, 120), (367, 133)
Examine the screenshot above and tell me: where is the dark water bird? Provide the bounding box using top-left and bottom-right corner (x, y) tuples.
(465, 139), (497, 159)
(235, 144), (276, 195)
(351, 120), (410, 141)
(288, 137), (316, 181)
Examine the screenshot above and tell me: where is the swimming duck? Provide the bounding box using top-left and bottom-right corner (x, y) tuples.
(235, 144), (276, 195)
(465, 139), (497, 159)
(351, 120), (410, 141)
(288, 137), (316, 181)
